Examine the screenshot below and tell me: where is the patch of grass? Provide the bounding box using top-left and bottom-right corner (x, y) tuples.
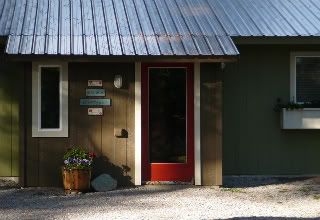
(313, 195), (320, 200)
(278, 188), (289, 193)
(267, 194), (274, 199)
(299, 186), (313, 193)
(221, 188), (246, 193)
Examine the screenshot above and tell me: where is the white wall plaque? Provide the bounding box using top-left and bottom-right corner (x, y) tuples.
(80, 99), (111, 106)
(88, 80), (103, 87)
(88, 108), (103, 116)
(86, 89), (106, 97)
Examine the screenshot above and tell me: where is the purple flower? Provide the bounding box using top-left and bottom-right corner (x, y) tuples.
(64, 155), (93, 168)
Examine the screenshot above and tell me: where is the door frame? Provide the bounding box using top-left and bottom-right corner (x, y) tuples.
(141, 63), (194, 182)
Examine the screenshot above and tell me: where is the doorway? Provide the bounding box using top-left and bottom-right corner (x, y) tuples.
(142, 63), (194, 182)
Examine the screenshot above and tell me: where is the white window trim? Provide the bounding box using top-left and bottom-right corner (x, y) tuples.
(32, 62), (68, 137)
(194, 62), (201, 186)
(290, 52), (320, 103)
(134, 62), (142, 185)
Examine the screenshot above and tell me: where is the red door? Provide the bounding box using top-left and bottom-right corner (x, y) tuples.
(142, 63), (194, 182)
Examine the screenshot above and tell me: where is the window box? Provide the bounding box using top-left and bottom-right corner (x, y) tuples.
(281, 108), (320, 129)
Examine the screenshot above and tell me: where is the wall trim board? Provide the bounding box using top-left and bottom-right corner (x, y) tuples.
(233, 37), (320, 45)
(4, 56), (238, 63)
(0, 177), (19, 183)
(19, 63), (27, 186)
(224, 175), (320, 178)
(200, 63), (223, 186)
(194, 62), (201, 185)
(134, 62), (142, 186)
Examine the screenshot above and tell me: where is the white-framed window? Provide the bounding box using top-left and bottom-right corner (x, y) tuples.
(32, 62), (68, 137)
(290, 52), (320, 103)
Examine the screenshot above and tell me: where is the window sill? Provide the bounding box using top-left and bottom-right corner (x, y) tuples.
(281, 108), (320, 129)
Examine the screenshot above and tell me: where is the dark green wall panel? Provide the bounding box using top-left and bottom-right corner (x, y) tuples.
(0, 61), (23, 177)
(223, 45), (320, 175)
(0, 64), (12, 176)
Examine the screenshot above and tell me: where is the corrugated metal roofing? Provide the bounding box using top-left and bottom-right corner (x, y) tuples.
(214, 0), (320, 37)
(1, 0), (320, 56)
(1, 0), (238, 56)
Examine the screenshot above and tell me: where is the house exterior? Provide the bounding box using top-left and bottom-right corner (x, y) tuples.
(0, 0), (320, 187)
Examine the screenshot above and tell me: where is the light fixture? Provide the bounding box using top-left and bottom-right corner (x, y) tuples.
(221, 62), (226, 70)
(114, 74), (122, 89)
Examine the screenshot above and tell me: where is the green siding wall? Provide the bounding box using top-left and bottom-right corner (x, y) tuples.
(0, 59), (23, 177)
(223, 45), (320, 175)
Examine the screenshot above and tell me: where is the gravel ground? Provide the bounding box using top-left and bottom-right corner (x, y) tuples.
(0, 177), (320, 220)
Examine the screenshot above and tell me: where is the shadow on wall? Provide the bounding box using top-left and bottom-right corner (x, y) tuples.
(93, 156), (133, 187)
(23, 62), (136, 187)
(0, 65), (20, 136)
(67, 63), (135, 187)
(0, 62), (22, 176)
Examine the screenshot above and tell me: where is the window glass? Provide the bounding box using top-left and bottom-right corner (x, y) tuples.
(296, 57), (320, 103)
(149, 68), (187, 163)
(41, 67), (60, 129)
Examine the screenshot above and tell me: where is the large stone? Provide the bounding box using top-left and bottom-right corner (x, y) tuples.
(91, 174), (117, 192)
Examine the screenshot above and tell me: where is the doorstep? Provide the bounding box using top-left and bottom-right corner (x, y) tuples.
(143, 181), (193, 185)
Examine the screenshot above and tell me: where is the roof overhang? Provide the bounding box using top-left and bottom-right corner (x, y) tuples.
(5, 34), (239, 57)
(3, 54), (238, 63)
(232, 36), (320, 45)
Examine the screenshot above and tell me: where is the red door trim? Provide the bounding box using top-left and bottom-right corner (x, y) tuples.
(141, 63), (194, 182)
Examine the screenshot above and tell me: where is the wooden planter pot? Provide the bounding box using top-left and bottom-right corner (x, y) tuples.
(62, 168), (92, 193)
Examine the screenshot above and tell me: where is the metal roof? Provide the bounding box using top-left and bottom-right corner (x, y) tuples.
(1, 0), (320, 56)
(2, 0), (238, 56)
(213, 0), (320, 37)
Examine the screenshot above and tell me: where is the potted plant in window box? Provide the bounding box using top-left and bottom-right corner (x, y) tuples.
(62, 148), (96, 193)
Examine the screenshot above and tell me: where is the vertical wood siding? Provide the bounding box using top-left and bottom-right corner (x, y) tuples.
(25, 63), (135, 187)
(223, 45), (320, 175)
(0, 60), (23, 177)
(200, 63), (223, 185)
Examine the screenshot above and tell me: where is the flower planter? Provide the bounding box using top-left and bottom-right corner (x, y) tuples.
(281, 108), (320, 129)
(62, 168), (91, 193)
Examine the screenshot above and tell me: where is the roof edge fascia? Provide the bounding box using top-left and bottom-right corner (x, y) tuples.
(232, 36), (320, 45)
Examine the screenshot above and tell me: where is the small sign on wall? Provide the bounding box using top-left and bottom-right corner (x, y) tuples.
(88, 80), (103, 87)
(80, 99), (111, 106)
(86, 89), (105, 97)
(88, 108), (103, 116)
